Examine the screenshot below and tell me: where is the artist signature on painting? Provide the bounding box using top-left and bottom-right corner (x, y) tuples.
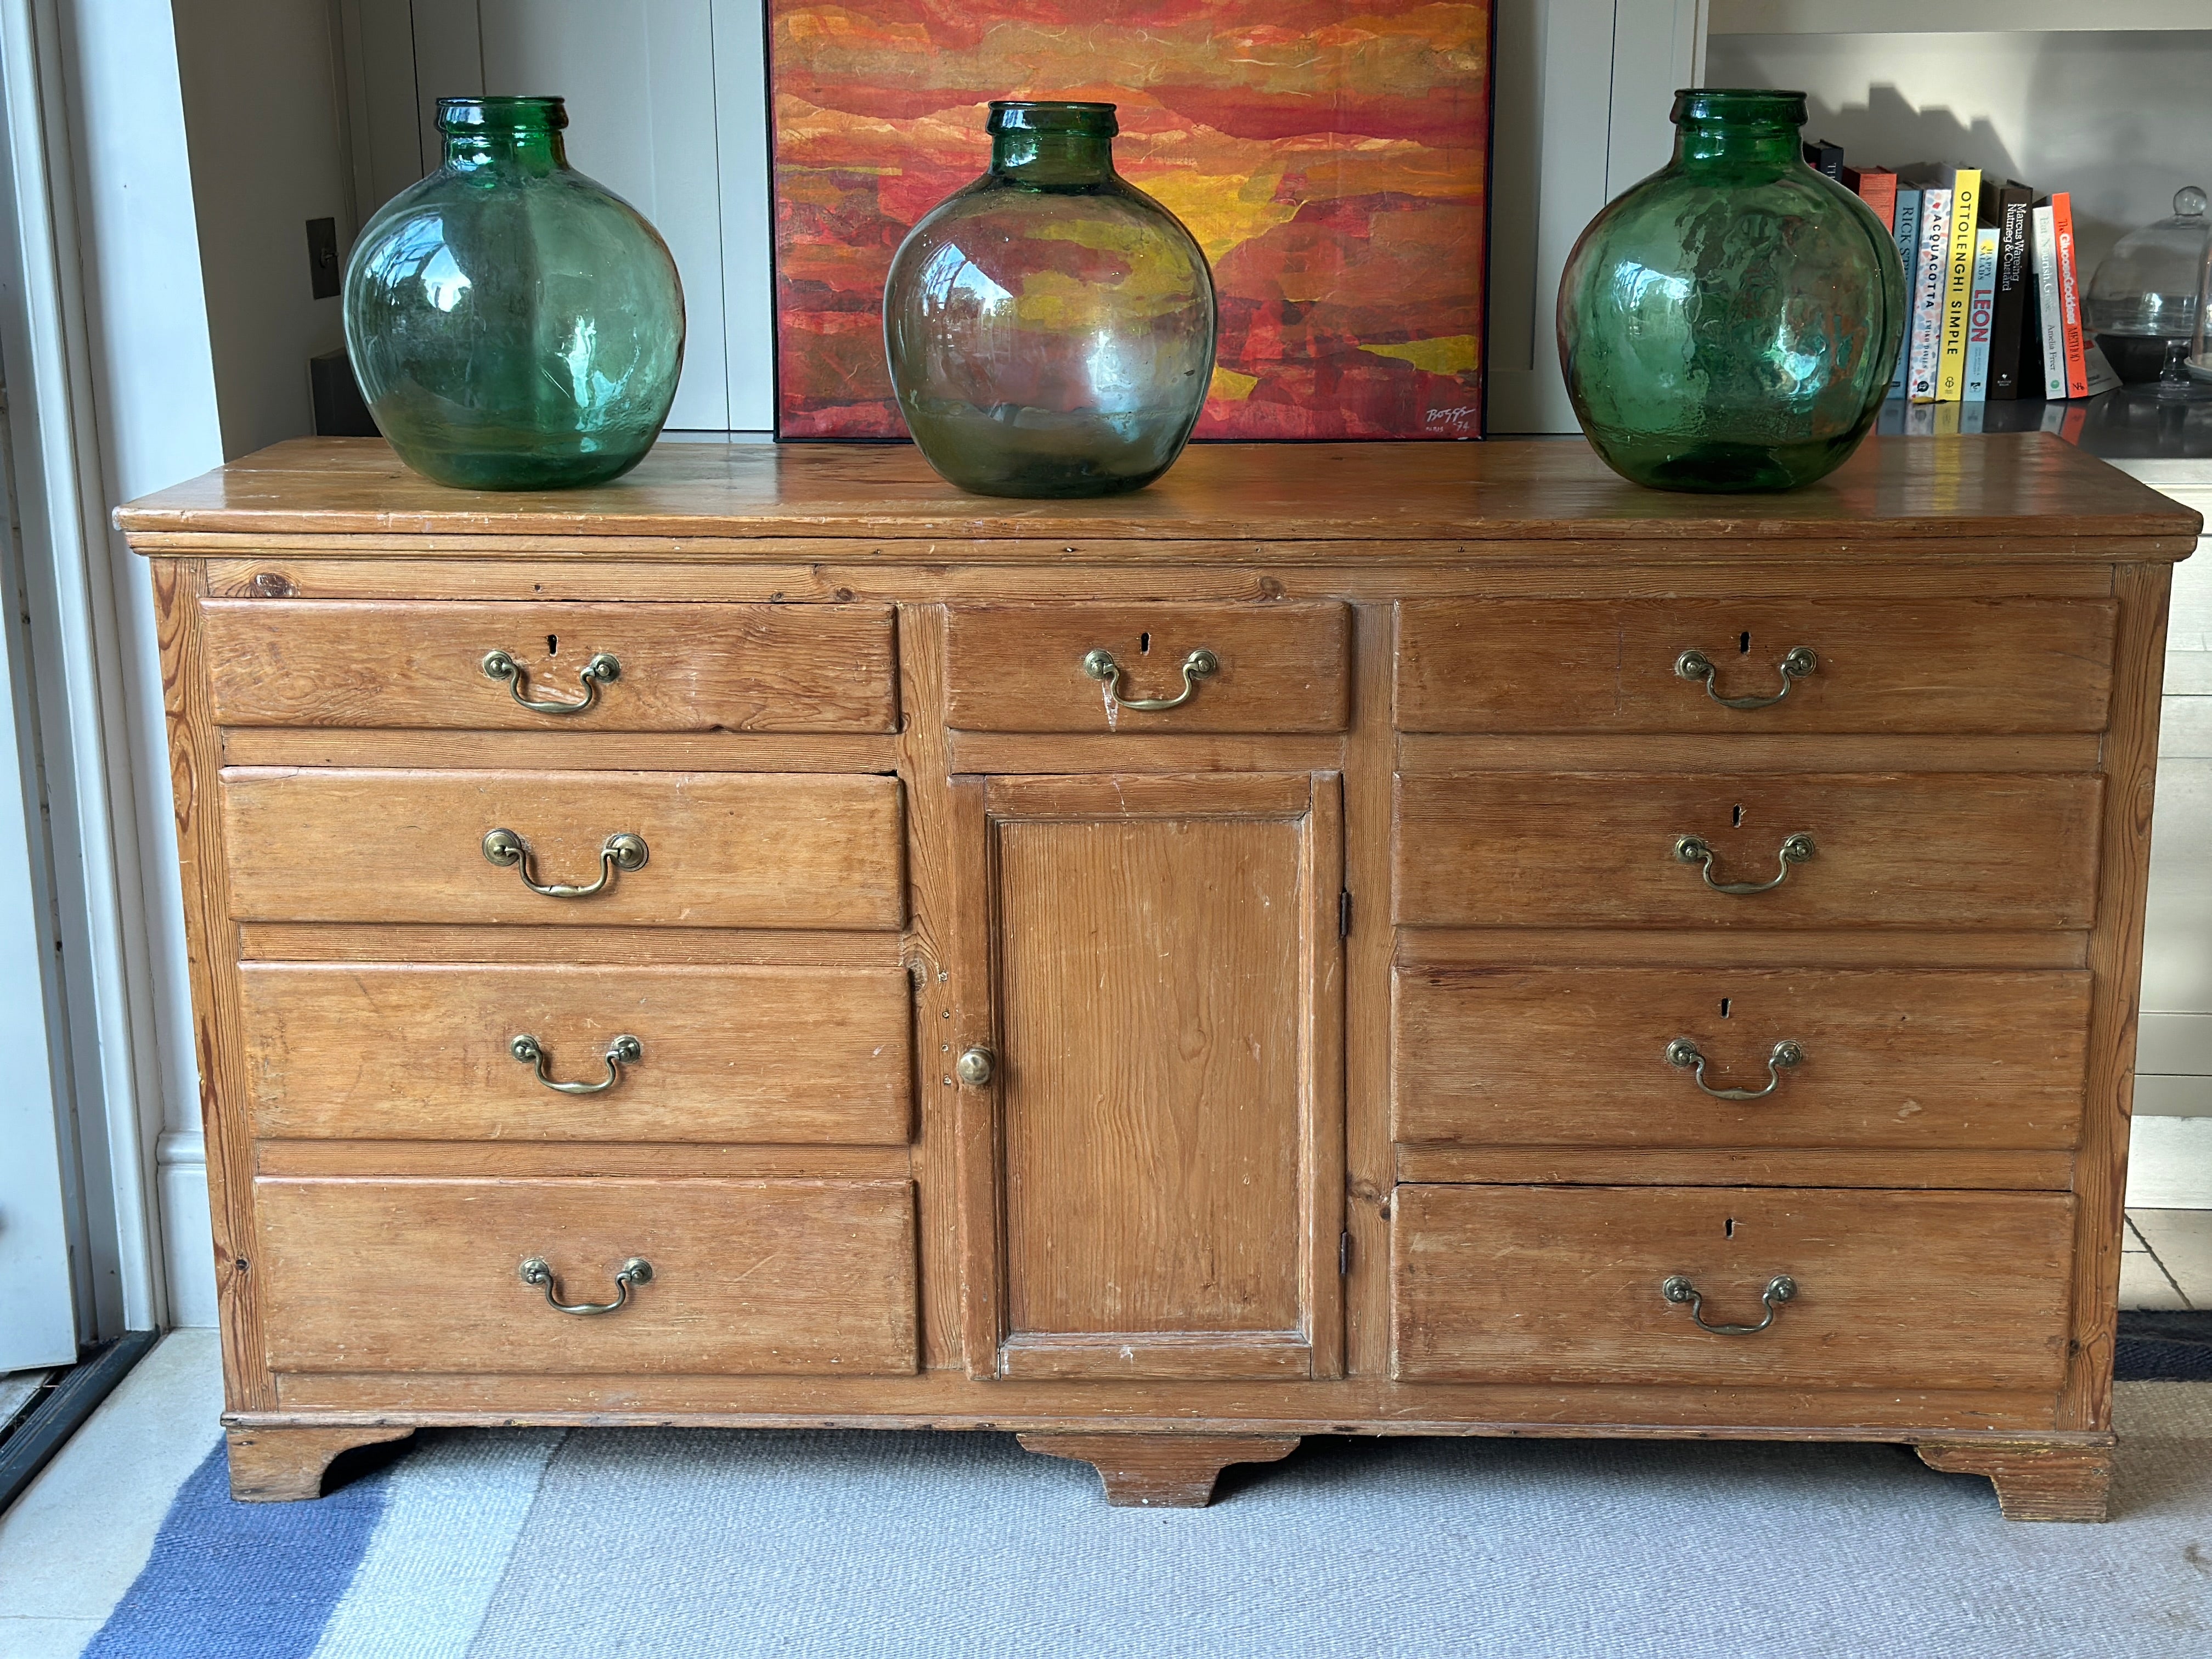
(1425, 406), (1479, 433)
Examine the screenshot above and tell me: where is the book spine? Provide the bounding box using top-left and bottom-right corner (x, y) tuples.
(1986, 190), (2033, 399)
(1888, 188), (1921, 398)
(2051, 191), (2089, 398)
(1909, 189), (1951, 404)
(1962, 227), (1999, 400)
(1804, 139), (1844, 179)
(1936, 169), (1980, 402)
(2032, 202), (2067, 399)
(1847, 167), (1897, 233)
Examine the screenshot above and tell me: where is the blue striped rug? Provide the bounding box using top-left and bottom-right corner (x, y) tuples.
(77, 1386), (2212, 1658)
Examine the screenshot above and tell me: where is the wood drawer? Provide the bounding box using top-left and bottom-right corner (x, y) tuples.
(239, 963), (911, 1143)
(1395, 771), (2102, 929)
(944, 602), (1350, 732)
(221, 768), (904, 928)
(255, 1176), (918, 1375)
(1391, 1185), (2073, 1389)
(201, 600), (898, 731)
(1393, 967), (2089, 1152)
(1395, 599), (2117, 733)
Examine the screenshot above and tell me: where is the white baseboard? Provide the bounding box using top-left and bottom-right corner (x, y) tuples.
(156, 1132), (216, 1327)
(2128, 1116), (2212, 1209)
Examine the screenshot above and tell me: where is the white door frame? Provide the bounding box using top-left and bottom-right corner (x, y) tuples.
(0, 0), (229, 1341)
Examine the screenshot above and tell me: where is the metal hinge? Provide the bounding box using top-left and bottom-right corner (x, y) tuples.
(1338, 889), (1352, 938)
(1339, 1232), (1352, 1276)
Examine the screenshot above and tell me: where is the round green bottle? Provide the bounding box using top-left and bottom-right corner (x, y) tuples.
(882, 101), (1216, 499)
(345, 96), (685, 491)
(1557, 89), (1907, 493)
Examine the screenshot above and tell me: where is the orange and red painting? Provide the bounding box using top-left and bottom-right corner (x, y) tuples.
(770, 1), (1492, 439)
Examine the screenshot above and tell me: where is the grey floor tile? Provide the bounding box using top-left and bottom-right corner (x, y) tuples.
(0, 1331), (222, 1621)
(2120, 1250), (2191, 1310)
(0, 1615), (100, 1659)
(2131, 1209), (2212, 1306)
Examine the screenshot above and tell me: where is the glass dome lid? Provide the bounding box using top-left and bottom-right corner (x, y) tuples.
(2088, 185), (2207, 340)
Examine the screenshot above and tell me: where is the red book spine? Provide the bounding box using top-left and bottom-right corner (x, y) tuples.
(2051, 192), (2089, 399)
(1844, 166), (1897, 234)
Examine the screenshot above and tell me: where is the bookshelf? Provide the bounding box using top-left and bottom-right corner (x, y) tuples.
(1711, 1), (2212, 32)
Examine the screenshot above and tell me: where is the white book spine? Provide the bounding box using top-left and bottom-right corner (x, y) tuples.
(2032, 203), (2067, 399)
(1962, 227), (1999, 401)
(1908, 189), (1951, 403)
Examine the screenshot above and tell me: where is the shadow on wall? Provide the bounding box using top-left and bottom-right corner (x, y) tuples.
(1801, 85), (2024, 201)
(1709, 30), (2212, 280)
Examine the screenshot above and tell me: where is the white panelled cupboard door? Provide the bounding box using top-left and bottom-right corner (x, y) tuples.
(417, 0), (735, 432)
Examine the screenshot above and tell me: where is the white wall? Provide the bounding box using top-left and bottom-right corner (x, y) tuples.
(1705, 30), (2212, 279)
(172, 0), (355, 459)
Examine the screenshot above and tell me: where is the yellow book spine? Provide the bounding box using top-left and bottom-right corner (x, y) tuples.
(1936, 169), (1981, 402)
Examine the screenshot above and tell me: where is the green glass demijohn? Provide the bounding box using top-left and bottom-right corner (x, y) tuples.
(344, 96), (685, 491)
(1557, 89), (1907, 493)
(882, 101), (1216, 498)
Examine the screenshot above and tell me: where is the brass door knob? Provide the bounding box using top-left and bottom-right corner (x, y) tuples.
(955, 1047), (995, 1087)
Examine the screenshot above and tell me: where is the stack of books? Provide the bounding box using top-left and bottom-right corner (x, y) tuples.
(1809, 143), (2121, 404)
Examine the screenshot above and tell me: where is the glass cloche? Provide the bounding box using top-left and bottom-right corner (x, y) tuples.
(2087, 185), (2208, 386)
(2194, 197), (2212, 384)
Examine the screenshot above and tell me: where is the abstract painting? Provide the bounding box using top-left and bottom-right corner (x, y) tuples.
(769, 1), (1492, 440)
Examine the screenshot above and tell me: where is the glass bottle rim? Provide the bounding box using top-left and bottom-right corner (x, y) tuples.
(987, 100), (1118, 138)
(1671, 88), (1808, 128)
(437, 95), (568, 134)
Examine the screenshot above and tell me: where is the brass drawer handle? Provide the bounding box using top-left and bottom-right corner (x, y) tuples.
(482, 649), (619, 715)
(1081, 646), (1218, 712)
(510, 1032), (641, 1095)
(1675, 645), (1816, 710)
(1673, 832), (1815, 895)
(1661, 1273), (1796, 1336)
(482, 828), (647, 898)
(1664, 1037), (1803, 1101)
(519, 1255), (652, 1316)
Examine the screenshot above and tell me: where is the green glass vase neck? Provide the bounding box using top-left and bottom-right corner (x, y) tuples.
(443, 128), (569, 175)
(1668, 89), (1807, 174)
(438, 97), (569, 176)
(990, 132), (1116, 187)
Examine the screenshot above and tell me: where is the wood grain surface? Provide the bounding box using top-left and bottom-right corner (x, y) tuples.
(1396, 598), (2117, 734)
(991, 776), (1328, 1379)
(1392, 967), (2090, 1150)
(1395, 771), (2103, 929)
(944, 601), (1350, 732)
(238, 963), (912, 1144)
(1015, 1432), (1300, 1507)
(202, 599), (896, 731)
(1916, 1439), (2114, 1521)
(120, 436), (2192, 1509)
(221, 768), (905, 928)
(1391, 1185), (2075, 1389)
(114, 435), (2201, 552)
(254, 1176), (918, 1376)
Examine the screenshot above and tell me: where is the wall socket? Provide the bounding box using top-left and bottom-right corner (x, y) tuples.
(306, 217), (340, 300)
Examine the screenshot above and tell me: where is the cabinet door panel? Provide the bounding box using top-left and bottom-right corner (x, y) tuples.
(959, 772), (1343, 1380)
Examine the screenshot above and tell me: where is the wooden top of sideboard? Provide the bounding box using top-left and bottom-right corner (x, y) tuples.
(116, 433), (2202, 560)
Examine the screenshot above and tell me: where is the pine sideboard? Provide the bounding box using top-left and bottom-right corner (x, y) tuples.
(121, 435), (2200, 1517)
